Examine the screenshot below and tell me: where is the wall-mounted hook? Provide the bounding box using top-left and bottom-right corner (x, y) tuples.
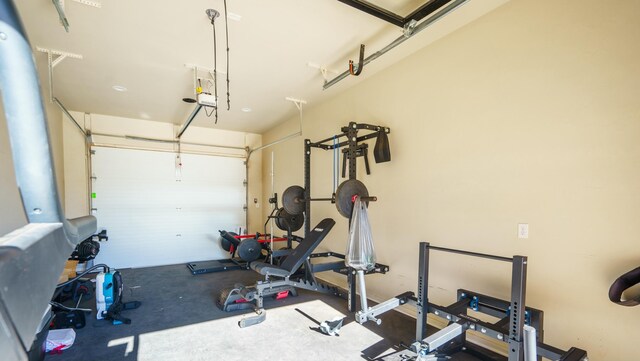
(349, 44), (366, 76)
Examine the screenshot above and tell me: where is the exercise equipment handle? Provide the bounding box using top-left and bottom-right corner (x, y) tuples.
(428, 245), (513, 263)
(356, 196), (377, 202)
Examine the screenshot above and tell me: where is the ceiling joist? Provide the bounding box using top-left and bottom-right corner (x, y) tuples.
(337, 0), (454, 28)
(324, 0), (469, 90)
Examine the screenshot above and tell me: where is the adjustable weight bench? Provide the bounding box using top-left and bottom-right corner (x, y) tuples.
(218, 218), (341, 327)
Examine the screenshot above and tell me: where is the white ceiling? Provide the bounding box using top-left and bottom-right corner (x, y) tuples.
(16, 0), (508, 134)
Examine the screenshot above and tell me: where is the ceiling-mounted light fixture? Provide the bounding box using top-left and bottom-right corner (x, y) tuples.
(206, 9), (220, 21)
(112, 85), (128, 92)
(241, 107), (252, 112)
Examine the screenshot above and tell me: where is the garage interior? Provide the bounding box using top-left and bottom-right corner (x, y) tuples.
(1, 0), (638, 360)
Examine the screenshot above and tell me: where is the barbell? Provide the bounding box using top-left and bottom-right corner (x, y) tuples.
(219, 231), (290, 263)
(282, 179), (377, 218)
(219, 231), (262, 262)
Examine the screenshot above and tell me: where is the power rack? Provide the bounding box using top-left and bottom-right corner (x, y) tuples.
(304, 121), (392, 312)
(360, 243), (588, 361)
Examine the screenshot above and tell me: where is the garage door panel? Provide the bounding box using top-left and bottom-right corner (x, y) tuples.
(91, 147), (245, 269)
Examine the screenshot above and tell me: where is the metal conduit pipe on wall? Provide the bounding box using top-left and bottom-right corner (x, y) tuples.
(54, 97), (85, 136)
(248, 98), (305, 157)
(90, 143), (246, 159)
(90, 132), (247, 151)
(244, 98), (305, 230)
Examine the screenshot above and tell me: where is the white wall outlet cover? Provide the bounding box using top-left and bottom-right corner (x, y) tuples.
(518, 223), (529, 239)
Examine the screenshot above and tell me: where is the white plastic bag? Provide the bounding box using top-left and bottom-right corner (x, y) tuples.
(346, 197), (376, 271)
(45, 328), (76, 353)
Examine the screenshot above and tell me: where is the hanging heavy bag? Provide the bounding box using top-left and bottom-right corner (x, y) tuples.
(346, 197), (376, 271)
(373, 130), (391, 163)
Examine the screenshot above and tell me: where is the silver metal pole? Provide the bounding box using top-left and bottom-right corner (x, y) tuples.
(47, 51), (53, 103)
(90, 143), (245, 159)
(422, 323), (464, 352)
(176, 104), (203, 139)
(357, 270), (368, 312)
(85, 114), (93, 216)
(323, 0), (470, 90)
(91, 132), (246, 151)
(245, 156), (249, 231)
(248, 98), (305, 155)
(2, 18), (64, 224)
(124, 135), (177, 144)
(269, 151), (274, 264)
(182, 140), (245, 150)
(250, 131), (301, 154)
(53, 97), (85, 136)
(523, 325), (538, 361)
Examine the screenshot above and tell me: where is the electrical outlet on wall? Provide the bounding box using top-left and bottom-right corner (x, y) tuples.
(518, 223), (529, 239)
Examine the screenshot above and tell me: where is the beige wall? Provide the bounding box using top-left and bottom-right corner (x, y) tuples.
(0, 55), (64, 235)
(62, 112), (89, 219)
(262, 0), (640, 359)
(63, 112), (263, 231)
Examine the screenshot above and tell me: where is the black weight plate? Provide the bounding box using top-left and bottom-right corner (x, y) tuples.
(275, 208), (288, 231)
(286, 212), (304, 232)
(237, 238), (262, 262)
(282, 185), (305, 215)
(335, 179), (369, 218)
(275, 208), (304, 232)
(219, 231), (238, 252)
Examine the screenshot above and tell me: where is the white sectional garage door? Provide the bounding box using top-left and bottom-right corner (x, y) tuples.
(91, 147), (245, 269)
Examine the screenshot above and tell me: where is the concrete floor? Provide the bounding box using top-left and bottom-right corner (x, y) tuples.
(44, 263), (422, 361)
